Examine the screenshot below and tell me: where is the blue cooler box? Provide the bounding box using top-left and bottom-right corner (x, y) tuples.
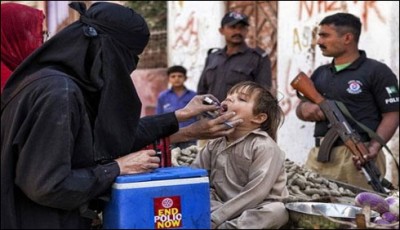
(103, 166), (210, 229)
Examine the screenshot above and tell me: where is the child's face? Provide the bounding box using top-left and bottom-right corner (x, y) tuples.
(168, 72), (186, 88)
(221, 89), (266, 127)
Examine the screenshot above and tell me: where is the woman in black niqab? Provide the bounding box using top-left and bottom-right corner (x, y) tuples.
(2, 2), (149, 162)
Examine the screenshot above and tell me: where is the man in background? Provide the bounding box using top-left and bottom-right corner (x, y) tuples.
(197, 11), (272, 102)
(196, 11), (273, 147)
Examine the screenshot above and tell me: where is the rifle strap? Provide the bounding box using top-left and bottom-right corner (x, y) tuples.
(317, 128), (340, 162)
(296, 91), (336, 162)
(334, 100), (399, 170)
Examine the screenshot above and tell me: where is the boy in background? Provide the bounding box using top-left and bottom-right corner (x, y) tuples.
(191, 81), (289, 229)
(157, 65), (198, 149)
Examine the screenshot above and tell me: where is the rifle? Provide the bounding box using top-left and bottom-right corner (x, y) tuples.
(290, 72), (393, 194)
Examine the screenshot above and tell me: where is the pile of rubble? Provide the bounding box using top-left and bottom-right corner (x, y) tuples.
(171, 145), (357, 202)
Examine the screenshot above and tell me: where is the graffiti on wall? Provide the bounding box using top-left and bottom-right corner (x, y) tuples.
(172, 11), (200, 52)
(170, 8), (201, 82)
(298, 1), (386, 30)
(168, 1), (224, 91)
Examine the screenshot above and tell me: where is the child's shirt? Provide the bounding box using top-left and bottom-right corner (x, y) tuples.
(191, 128), (289, 223)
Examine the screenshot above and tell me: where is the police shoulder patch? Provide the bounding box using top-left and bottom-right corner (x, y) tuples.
(207, 48), (221, 56)
(254, 46), (268, 58)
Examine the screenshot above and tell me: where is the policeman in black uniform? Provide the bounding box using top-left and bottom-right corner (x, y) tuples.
(197, 11), (272, 102)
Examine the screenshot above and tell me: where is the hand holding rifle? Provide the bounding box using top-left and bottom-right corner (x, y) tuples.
(291, 72), (394, 193)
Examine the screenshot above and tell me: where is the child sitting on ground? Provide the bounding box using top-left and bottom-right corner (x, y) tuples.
(191, 81), (289, 229)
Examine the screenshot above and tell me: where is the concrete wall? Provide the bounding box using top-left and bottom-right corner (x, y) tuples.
(167, 1), (225, 92)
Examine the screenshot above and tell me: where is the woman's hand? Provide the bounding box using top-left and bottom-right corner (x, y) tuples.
(170, 112), (243, 143)
(175, 94), (221, 122)
(114, 149), (160, 175)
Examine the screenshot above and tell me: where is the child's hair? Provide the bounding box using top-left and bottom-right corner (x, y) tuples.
(227, 81), (284, 141)
(167, 65), (187, 76)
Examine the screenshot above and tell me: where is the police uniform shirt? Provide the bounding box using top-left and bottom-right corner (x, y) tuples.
(197, 44), (272, 102)
(311, 50), (400, 139)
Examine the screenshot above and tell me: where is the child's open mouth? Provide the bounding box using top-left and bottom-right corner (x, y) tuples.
(221, 104), (228, 113)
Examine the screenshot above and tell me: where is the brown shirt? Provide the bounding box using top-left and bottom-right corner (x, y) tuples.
(191, 129), (289, 224)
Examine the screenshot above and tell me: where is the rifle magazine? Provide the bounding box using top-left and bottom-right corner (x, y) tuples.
(317, 129), (340, 162)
